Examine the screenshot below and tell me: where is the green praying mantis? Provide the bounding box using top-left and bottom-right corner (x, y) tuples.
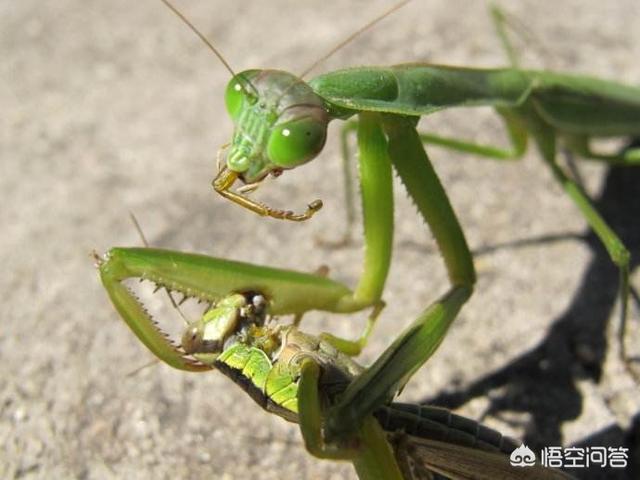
(96, 0), (639, 478)
(179, 0), (637, 380)
(205, 0), (639, 368)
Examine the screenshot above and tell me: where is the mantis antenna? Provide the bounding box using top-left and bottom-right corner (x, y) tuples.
(158, 0), (236, 77)
(299, 0), (414, 79)
(128, 211), (190, 325)
(126, 358), (161, 378)
(158, 0), (258, 96)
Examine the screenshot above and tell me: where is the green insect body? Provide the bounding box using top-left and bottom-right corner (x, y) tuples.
(218, 65), (640, 194)
(312, 66), (640, 131)
(97, 241), (471, 441)
(213, 61), (638, 374)
(99, 2), (639, 478)
(187, 292), (362, 417)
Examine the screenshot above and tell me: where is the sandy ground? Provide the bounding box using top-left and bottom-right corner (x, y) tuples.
(2, 0), (640, 478)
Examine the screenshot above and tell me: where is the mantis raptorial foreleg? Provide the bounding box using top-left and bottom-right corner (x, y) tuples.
(336, 108), (529, 246)
(98, 244), (576, 479)
(329, 112), (394, 350)
(336, 96), (635, 374)
(97, 112), (477, 466)
(297, 358), (404, 479)
(97, 247), (378, 369)
(311, 111), (395, 355)
(318, 113), (476, 440)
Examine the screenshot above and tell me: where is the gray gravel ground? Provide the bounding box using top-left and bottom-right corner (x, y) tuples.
(2, 0), (640, 479)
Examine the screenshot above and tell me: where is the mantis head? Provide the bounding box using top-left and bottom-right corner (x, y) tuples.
(159, 0), (408, 222)
(213, 70), (329, 221)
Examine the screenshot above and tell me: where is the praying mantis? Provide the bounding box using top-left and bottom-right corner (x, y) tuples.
(204, 0), (639, 370)
(96, 0), (639, 477)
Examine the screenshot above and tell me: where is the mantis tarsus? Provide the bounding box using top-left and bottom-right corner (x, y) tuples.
(97, 246), (572, 478)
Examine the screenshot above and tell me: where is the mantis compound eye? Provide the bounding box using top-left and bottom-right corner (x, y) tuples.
(224, 72), (257, 121)
(267, 115), (327, 168)
(224, 80), (245, 121)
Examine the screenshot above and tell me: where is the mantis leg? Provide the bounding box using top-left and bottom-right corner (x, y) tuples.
(418, 107), (528, 161)
(331, 120), (359, 246)
(490, 4), (551, 70)
(297, 358), (404, 479)
(324, 114), (476, 439)
(336, 116), (525, 250)
(320, 112), (394, 356)
(489, 4), (521, 68)
(334, 108), (526, 254)
(297, 359), (357, 460)
(347, 107), (528, 167)
(317, 120), (358, 247)
(525, 109), (633, 367)
(385, 115), (476, 289)
(97, 247), (375, 369)
(564, 134), (640, 165)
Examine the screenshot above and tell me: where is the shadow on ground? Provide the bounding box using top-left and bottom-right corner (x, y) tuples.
(423, 156), (640, 480)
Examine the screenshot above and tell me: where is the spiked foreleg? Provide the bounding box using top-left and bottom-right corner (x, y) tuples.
(324, 114), (475, 439)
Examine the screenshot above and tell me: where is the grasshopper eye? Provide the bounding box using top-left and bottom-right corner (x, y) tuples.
(267, 117), (327, 168)
(181, 325), (203, 355)
(182, 322), (225, 355)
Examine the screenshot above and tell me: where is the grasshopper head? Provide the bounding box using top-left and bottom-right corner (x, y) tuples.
(223, 70), (329, 184)
(98, 247), (271, 371)
(182, 292), (268, 364)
